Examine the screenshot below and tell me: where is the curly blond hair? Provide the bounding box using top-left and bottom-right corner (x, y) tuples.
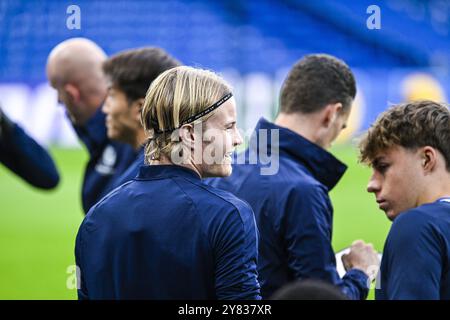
(359, 100), (450, 171)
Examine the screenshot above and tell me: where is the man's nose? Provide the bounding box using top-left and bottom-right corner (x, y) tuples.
(367, 174), (380, 193)
(101, 101), (109, 114)
(233, 128), (243, 147)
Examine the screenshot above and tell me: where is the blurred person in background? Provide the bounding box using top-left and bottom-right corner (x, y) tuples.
(75, 66), (261, 299)
(207, 54), (379, 299)
(360, 100), (450, 300)
(101, 47), (180, 190)
(46, 38), (135, 213)
(0, 105), (59, 189)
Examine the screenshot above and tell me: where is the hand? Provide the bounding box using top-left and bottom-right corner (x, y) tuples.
(342, 240), (380, 282)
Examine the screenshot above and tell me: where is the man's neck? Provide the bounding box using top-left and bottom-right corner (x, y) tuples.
(131, 129), (147, 151)
(275, 112), (322, 147)
(417, 173), (450, 206)
(150, 154), (203, 179)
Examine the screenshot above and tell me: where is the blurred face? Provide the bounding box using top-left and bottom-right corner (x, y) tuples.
(47, 61), (92, 126)
(366, 146), (424, 221)
(48, 77), (82, 125)
(102, 86), (140, 144)
(198, 97), (243, 178)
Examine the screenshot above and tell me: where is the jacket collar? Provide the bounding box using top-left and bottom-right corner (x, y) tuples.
(252, 117), (347, 190)
(137, 164), (201, 181)
(72, 108), (107, 156)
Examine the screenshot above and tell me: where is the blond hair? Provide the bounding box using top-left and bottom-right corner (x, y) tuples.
(141, 66), (232, 163)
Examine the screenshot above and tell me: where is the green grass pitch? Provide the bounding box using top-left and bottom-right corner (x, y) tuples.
(0, 145), (391, 299)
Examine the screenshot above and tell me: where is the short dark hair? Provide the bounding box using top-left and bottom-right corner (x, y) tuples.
(359, 100), (450, 172)
(271, 279), (348, 300)
(103, 47), (181, 102)
(280, 54), (356, 114)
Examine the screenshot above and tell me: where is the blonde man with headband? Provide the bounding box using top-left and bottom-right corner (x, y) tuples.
(75, 66), (261, 300)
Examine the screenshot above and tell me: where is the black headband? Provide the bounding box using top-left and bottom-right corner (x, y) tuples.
(154, 92), (233, 134)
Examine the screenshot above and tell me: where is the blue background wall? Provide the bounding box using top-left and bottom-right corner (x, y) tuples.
(0, 0), (449, 146)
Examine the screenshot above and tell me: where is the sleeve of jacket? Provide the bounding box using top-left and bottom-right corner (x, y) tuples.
(212, 202), (262, 300)
(75, 221), (90, 300)
(377, 210), (442, 300)
(0, 113), (60, 189)
(282, 184), (369, 300)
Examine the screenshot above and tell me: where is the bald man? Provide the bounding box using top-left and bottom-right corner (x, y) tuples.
(47, 38), (135, 213)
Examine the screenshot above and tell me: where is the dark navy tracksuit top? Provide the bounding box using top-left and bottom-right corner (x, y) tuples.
(71, 108), (136, 213)
(0, 111), (59, 189)
(107, 146), (145, 192)
(376, 198), (450, 300)
(75, 165), (261, 300)
(207, 118), (369, 299)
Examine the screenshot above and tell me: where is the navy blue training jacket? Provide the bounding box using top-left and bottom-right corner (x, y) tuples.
(75, 165), (261, 299)
(107, 146), (145, 192)
(207, 118), (369, 299)
(71, 108), (136, 213)
(0, 112), (59, 189)
(376, 198), (450, 300)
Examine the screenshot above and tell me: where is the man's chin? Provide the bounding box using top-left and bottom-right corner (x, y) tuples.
(68, 114), (80, 126)
(385, 209), (399, 221)
(204, 164), (232, 178)
(106, 130), (121, 142)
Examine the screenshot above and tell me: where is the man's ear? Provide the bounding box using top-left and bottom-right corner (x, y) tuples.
(322, 102), (343, 128)
(178, 124), (196, 149)
(421, 146), (438, 173)
(131, 98), (145, 122)
(64, 83), (80, 103)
